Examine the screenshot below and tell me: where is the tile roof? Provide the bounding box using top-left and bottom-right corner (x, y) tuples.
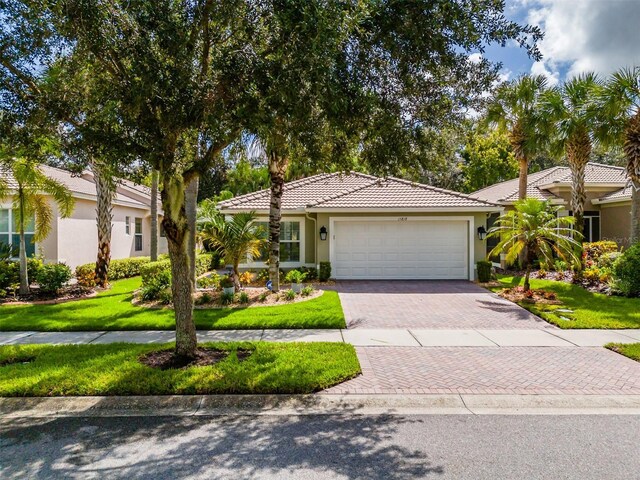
(1, 164), (148, 207)
(472, 162), (628, 204)
(218, 172), (499, 211)
(596, 184), (633, 203)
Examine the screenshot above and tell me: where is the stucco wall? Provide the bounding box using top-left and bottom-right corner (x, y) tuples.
(601, 203), (632, 247)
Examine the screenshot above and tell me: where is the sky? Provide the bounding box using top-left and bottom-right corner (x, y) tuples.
(482, 0), (640, 85)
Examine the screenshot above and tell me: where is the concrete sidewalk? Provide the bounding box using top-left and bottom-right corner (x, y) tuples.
(2, 328), (640, 347)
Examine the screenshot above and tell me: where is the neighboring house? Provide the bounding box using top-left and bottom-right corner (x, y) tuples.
(0, 165), (167, 269)
(471, 162), (633, 258)
(217, 172), (501, 280)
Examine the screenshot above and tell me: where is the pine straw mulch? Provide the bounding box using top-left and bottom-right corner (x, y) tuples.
(139, 347), (253, 370)
(497, 286), (562, 305)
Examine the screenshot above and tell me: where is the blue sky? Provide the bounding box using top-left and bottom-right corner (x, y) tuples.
(482, 0), (640, 85)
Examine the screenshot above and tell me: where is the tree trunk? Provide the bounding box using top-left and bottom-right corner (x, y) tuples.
(517, 156), (528, 200)
(268, 151), (288, 293)
(625, 110), (640, 243)
(566, 131), (591, 238)
(92, 161), (116, 287)
(185, 176), (199, 287)
(150, 169), (159, 262)
(161, 178), (197, 359)
(523, 264), (531, 292)
(632, 185), (640, 243)
(18, 188), (29, 295)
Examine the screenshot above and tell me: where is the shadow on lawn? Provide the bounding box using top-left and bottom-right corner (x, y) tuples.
(0, 413), (442, 479)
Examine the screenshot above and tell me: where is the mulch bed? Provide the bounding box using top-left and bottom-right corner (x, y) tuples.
(498, 286), (561, 305)
(139, 347), (254, 370)
(0, 285), (96, 305)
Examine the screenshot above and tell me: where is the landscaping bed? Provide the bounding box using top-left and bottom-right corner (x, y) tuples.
(0, 342), (360, 396)
(490, 275), (640, 329)
(0, 277), (346, 331)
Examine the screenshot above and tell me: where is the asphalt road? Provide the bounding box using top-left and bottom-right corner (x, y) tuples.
(2, 414), (639, 479)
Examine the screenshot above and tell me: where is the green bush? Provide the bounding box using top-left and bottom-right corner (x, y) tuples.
(35, 263), (72, 294)
(197, 273), (220, 289)
(319, 262), (331, 282)
(300, 266), (317, 281)
(583, 241), (619, 268)
(220, 275), (234, 288)
(239, 291), (250, 304)
(284, 289), (296, 301)
(476, 260), (492, 283)
(220, 291), (234, 305)
(0, 257), (43, 293)
(140, 253), (215, 288)
(140, 269), (172, 302)
(285, 269), (307, 284)
(301, 285), (314, 296)
(612, 243), (640, 297)
(76, 256), (151, 287)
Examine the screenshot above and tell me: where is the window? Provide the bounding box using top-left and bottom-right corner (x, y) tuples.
(134, 217), (143, 251)
(583, 211), (601, 243)
(255, 221), (301, 263)
(0, 209), (36, 258)
(125, 216), (131, 235)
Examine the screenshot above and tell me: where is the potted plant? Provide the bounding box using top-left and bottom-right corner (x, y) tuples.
(285, 269), (307, 294)
(220, 275), (235, 295)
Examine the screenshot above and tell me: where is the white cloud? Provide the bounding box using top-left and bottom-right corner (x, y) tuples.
(530, 61), (559, 86)
(468, 52), (483, 64)
(526, 0), (640, 79)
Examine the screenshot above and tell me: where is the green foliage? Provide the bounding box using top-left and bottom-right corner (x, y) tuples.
(238, 291), (250, 304)
(476, 260), (493, 283)
(460, 130), (519, 193)
(612, 243), (640, 297)
(583, 241), (619, 265)
(0, 257), (43, 294)
(223, 159), (270, 196)
(487, 198), (582, 291)
(284, 289), (296, 301)
(300, 266), (318, 281)
(220, 292), (235, 306)
(140, 254), (215, 289)
(77, 257), (152, 287)
(219, 276), (234, 289)
(258, 292), (268, 302)
(35, 263), (72, 294)
(319, 262), (332, 282)
(197, 274), (220, 290)
(285, 269), (307, 284)
(140, 269), (172, 302)
(301, 286), (314, 297)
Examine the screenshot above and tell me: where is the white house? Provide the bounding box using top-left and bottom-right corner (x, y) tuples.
(1, 164), (167, 269)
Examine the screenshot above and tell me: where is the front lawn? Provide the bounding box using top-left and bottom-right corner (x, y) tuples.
(606, 343), (640, 362)
(0, 342), (360, 396)
(0, 278), (345, 331)
(491, 275), (640, 329)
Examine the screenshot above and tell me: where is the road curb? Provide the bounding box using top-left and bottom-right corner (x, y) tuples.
(2, 394), (640, 418)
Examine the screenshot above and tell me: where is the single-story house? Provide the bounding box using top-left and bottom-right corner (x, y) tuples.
(1, 164), (167, 269)
(471, 162), (633, 255)
(217, 172), (502, 280)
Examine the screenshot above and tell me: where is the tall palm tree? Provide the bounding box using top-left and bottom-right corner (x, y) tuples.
(4, 160), (75, 294)
(487, 198), (582, 292)
(598, 67), (640, 242)
(485, 75), (550, 199)
(198, 211), (266, 288)
(541, 73), (602, 235)
(91, 159), (116, 287)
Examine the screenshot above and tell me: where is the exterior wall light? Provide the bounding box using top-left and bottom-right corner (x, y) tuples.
(319, 226), (328, 241)
(477, 225), (487, 241)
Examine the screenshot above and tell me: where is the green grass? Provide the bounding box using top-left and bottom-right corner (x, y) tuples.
(0, 277), (345, 331)
(606, 343), (640, 362)
(0, 342), (360, 396)
(491, 275), (640, 329)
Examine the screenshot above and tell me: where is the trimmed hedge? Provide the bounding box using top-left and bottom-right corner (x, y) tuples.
(35, 263), (72, 294)
(0, 257), (44, 296)
(476, 260), (492, 283)
(140, 253), (215, 288)
(319, 262), (331, 282)
(75, 256), (172, 287)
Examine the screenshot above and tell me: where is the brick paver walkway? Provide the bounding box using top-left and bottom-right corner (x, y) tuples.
(323, 347), (640, 395)
(337, 280), (551, 329)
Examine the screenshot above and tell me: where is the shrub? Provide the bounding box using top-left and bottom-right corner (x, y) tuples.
(35, 263), (72, 294)
(238, 291), (250, 304)
(0, 257), (43, 293)
(195, 292), (213, 305)
(258, 292), (268, 302)
(75, 264), (97, 287)
(285, 269), (307, 284)
(284, 289), (296, 301)
(140, 269), (172, 301)
(583, 241), (619, 269)
(612, 243), (640, 297)
(553, 259), (569, 272)
(140, 253), (215, 288)
(257, 268), (270, 282)
(197, 273), (220, 289)
(476, 260), (492, 283)
(76, 256), (150, 287)
(239, 271), (253, 285)
(300, 266), (317, 281)
(301, 285), (314, 297)
(319, 262), (331, 282)
(220, 291), (234, 305)
(220, 275), (234, 289)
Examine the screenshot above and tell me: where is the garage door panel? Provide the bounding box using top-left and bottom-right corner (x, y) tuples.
(333, 220), (469, 280)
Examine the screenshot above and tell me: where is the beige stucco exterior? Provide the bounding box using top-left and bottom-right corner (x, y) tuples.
(600, 202), (633, 247)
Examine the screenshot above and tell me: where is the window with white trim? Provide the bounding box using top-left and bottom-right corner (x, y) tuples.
(134, 217), (143, 251)
(125, 216), (131, 235)
(0, 209), (36, 257)
(255, 221), (301, 263)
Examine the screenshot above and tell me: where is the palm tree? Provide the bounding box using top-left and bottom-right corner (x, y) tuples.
(4, 160), (74, 294)
(541, 73), (602, 235)
(598, 67), (640, 242)
(487, 198), (582, 292)
(198, 211), (266, 288)
(485, 75), (550, 199)
(90, 159), (116, 287)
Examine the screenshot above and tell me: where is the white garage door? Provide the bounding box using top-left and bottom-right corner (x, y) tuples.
(332, 219), (469, 280)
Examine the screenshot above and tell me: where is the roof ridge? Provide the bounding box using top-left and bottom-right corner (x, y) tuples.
(586, 161), (625, 171)
(308, 178), (382, 207)
(498, 166), (568, 201)
(387, 176), (499, 207)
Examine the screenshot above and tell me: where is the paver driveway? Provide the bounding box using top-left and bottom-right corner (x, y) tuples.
(336, 280), (551, 329)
